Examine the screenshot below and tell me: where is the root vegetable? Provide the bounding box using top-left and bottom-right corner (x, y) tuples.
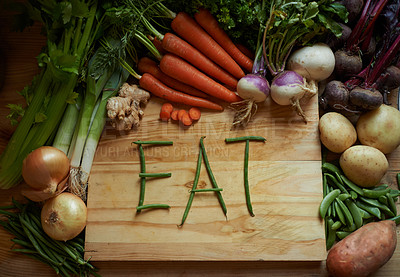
(319, 112), (357, 153)
(270, 71), (317, 122)
(21, 146), (70, 202)
(349, 86), (383, 110)
(41, 192), (87, 241)
(287, 43), (335, 84)
(356, 104), (400, 154)
(336, 0), (365, 24)
(326, 220), (397, 277)
(326, 23), (352, 50)
(106, 83), (151, 131)
(333, 50), (363, 79)
(230, 74), (270, 127)
(321, 80), (350, 110)
(339, 145), (389, 188)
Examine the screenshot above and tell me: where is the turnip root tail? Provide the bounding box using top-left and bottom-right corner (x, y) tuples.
(291, 80), (318, 123)
(229, 99), (258, 128)
(290, 98), (308, 123)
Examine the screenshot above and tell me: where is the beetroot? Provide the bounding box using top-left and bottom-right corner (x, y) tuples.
(334, 50), (363, 79)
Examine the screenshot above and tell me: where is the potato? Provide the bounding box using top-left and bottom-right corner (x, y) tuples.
(319, 112), (357, 153)
(356, 104), (400, 154)
(339, 145), (388, 187)
(326, 220), (397, 277)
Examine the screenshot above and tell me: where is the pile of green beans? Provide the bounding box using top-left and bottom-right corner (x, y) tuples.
(0, 199), (99, 277)
(320, 162), (400, 250)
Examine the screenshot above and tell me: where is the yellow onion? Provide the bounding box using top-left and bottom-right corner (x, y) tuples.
(21, 146), (70, 201)
(41, 192), (87, 241)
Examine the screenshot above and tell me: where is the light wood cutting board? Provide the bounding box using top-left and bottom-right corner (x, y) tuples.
(84, 93), (326, 261)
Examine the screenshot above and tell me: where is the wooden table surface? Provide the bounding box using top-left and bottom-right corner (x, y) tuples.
(0, 7), (399, 277)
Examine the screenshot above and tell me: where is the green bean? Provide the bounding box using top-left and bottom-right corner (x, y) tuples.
(334, 200), (346, 225)
(339, 175), (364, 196)
(200, 136), (227, 216)
(11, 238), (33, 248)
(0, 209), (17, 217)
(138, 172), (172, 178)
(138, 144), (146, 208)
(191, 188), (223, 192)
(20, 215), (64, 265)
(362, 188), (390, 198)
(136, 204), (170, 211)
(323, 174), (328, 197)
(19, 216), (61, 266)
(331, 221), (342, 230)
(342, 222), (356, 232)
(325, 173), (348, 194)
(350, 191), (358, 200)
(336, 231), (351, 240)
(355, 201), (381, 219)
(389, 189), (400, 198)
(358, 208), (373, 219)
(344, 199), (363, 229)
(326, 218), (336, 250)
(319, 189), (340, 218)
(243, 139), (255, 217)
(225, 136), (266, 143)
(388, 214), (400, 225)
(386, 193), (397, 216)
(372, 184), (389, 190)
(358, 196), (394, 216)
(322, 162), (341, 174)
(338, 193), (351, 201)
(397, 173), (400, 190)
(378, 195), (388, 206)
(132, 140), (173, 145)
(336, 198), (354, 227)
(179, 147), (203, 227)
(0, 204), (16, 210)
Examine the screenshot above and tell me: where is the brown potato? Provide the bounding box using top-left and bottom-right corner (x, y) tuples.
(319, 112), (357, 153)
(356, 104), (400, 154)
(326, 220), (397, 277)
(339, 145), (388, 187)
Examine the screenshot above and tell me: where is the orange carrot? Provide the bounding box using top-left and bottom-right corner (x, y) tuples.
(152, 36), (167, 55)
(138, 73), (223, 111)
(159, 54), (242, 103)
(236, 43), (255, 60)
(161, 102), (174, 114)
(160, 110), (171, 121)
(170, 110), (179, 121)
(180, 112), (193, 126)
(177, 109), (187, 121)
(162, 33), (238, 89)
(194, 8), (254, 73)
(171, 12), (245, 79)
(188, 107), (201, 121)
(138, 57), (209, 98)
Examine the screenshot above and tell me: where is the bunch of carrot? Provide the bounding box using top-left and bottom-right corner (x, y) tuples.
(160, 103), (201, 127)
(135, 8), (254, 113)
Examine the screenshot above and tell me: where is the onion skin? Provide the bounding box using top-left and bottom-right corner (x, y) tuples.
(41, 192), (87, 241)
(22, 146), (70, 198)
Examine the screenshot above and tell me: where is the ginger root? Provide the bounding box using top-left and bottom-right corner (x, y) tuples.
(107, 83), (150, 130)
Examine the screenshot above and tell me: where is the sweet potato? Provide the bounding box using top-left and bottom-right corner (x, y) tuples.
(326, 220), (397, 277)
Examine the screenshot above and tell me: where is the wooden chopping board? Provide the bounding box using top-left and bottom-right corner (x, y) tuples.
(84, 94), (326, 261)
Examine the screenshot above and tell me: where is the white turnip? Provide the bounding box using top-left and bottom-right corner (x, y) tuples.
(231, 73), (270, 127)
(270, 70), (317, 122)
(287, 43), (335, 85)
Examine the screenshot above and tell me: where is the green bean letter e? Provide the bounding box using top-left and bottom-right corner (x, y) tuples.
(133, 140), (173, 212)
